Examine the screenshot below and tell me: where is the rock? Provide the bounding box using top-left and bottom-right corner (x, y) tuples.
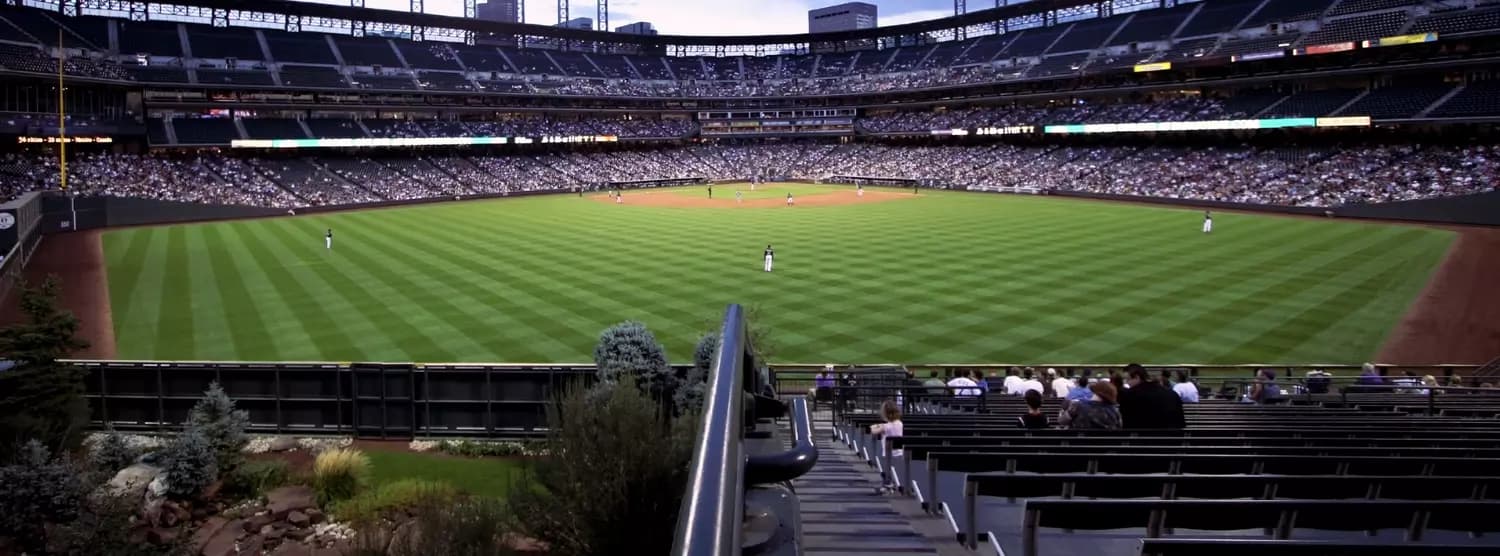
(245, 512), (274, 533)
(192, 517), (229, 553)
(147, 527), (180, 544)
(288, 527), (313, 541)
(304, 508), (325, 524)
(268, 437), (299, 452)
(238, 534), (264, 554)
(269, 542), (313, 556)
(104, 463), (163, 500)
(260, 524), (276, 536)
(148, 475), (170, 497)
(287, 510), (310, 527)
(265, 486), (315, 518)
(201, 519), (243, 556)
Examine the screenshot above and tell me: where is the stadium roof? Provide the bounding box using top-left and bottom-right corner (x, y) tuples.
(132, 0), (1104, 46)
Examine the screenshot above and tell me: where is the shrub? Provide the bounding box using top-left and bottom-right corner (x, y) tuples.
(224, 459), (291, 499)
(313, 448), (370, 504)
(187, 381), (249, 470)
(509, 379), (695, 556)
(161, 428), (218, 499)
(348, 496), (516, 556)
(332, 479), (458, 525)
(49, 491), (189, 556)
(88, 427), (139, 476)
(0, 279), (90, 462)
(437, 439), (546, 458)
(675, 333), (717, 413)
(592, 321), (674, 398)
(0, 440), (88, 552)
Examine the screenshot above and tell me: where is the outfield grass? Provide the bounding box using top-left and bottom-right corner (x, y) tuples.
(102, 185), (1453, 364)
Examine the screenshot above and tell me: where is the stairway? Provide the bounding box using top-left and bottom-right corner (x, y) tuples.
(794, 416), (945, 556)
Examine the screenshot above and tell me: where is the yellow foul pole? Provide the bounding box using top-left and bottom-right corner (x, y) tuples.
(57, 30), (67, 191)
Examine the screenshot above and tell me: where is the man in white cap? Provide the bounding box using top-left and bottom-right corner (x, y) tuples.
(1049, 368), (1072, 399)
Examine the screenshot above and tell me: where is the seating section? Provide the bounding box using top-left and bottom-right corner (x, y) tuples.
(1176, 0), (1263, 37)
(305, 119), (366, 139)
(1241, 0), (1338, 28)
(348, 73), (418, 90)
(0, 9), (100, 48)
(278, 65), (347, 88)
(1048, 17), (1126, 53)
(503, 49), (558, 75)
(830, 374), (1500, 556)
(130, 65), (190, 83)
(196, 69), (275, 86)
(118, 22), (183, 57)
(171, 118), (238, 145)
(815, 52), (859, 76)
(187, 27), (264, 60)
(1339, 84), (1454, 118)
(1262, 89), (1361, 117)
(884, 46), (933, 73)
(1107, 5), (1197, 45)
(668, 56), (706, 80)
(1005, 27), (1070, 58)
(1410, 6), (1500, 35)
(588, 54), (637, 78)
(1216, 34), (1300, 58)
(625, 56), (672, 80)
(397, 42), (460, 70)
(416, 71), (473, 91)
(241, 119), (307, 140)
(264, 32), (337, 64)
(1302, 12), (1409, 45)
(451, 45), (513, 73)
(1330, 0), (1423, 17)
(1427, 80), (1500, 118)
(334, 37), (400, 67)
(549, 51), (602, 78)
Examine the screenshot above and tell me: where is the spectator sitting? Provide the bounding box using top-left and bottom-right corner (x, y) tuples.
(923, 371), (947, 396)
(1066, 375), (1093, 404)
(867, 400), (904, 494)
(1062, 382), (1122, 430)
(1418, 375), (1440, 396)
(1172, 371), (1200, 403)
(813, 366), (835, 403)
(1002, 368), (1022, 395)
(1249, 369), (1283, 404)
(1018, 370), (1044, 396)
(947, 369), (982, 397)
(1119, 364), (1186, 429)
(1049, 368), (1072, 399)
(1017, 390), (1048, 429)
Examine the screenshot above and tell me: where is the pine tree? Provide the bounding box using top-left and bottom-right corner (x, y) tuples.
(0, 278), (90, 462)
(187, 381), (249, 470)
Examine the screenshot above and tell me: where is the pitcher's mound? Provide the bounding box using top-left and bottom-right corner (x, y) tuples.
(589, 189), (912, 208)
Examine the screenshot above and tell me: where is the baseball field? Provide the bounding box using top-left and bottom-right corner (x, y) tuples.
(98, 183), (1455, 364)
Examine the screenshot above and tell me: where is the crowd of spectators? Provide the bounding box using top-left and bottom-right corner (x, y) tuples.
(2, 142), (1495, 207)
(354, 116), (696, 139)
(860, 98), (1248, 133)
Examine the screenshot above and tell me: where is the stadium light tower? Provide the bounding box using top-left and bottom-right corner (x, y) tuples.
(598, 0), (608, 31)
(558, 0), (568, 25)
(955, 0), (965, 16)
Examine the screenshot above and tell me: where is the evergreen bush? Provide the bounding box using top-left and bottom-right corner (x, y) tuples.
(187, 381), (250, 470)
(161, 428), (218, 499)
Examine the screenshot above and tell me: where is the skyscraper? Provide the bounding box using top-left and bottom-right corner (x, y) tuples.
(808, 2), (878, 34)
(474, 0), (520, 24)
(555, 17), (594, 30)
(615, 22), (658, 35)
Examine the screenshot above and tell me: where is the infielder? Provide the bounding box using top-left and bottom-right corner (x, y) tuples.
(1202, 210), (1213, 234)
(857, 184), (864, 198)
(325, 228), (333, 249)
(708, 185), (713, 199)
(735, 190), (743, 204)
(763, 245), (774, 272)
(615, 190), (622, 204)
(786, 192), (794, 206)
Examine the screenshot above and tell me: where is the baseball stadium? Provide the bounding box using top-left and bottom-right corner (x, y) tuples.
(0, 0), (1499, 555)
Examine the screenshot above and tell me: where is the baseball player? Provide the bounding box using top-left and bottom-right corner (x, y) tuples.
(857, 184), (864, 198)
(763, 245), (774, 272)
(1203, 210), (1213, 234)
(615, 190), (622, 204)
(735, 190), (743, 204)
(786, 192), (794, 206)
(325, 228), (333, 250)
(708, 185), (713, 199)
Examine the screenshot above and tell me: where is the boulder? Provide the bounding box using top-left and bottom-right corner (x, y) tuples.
(269, 542), (313, 556)
(245, 512), (275, 533)
(147, 527), (180, 545)
(104, 463), (163, 500)
(201, 519), (243, 556)
(265, 486), (315, 518)
(191, 517), (229, 553)
(287, 510), (310, 527)
(304, 508), (325, 524)
(268, 437), (299, 452)
(238, 534), (264, 554)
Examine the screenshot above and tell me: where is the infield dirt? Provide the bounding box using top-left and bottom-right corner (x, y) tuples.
(588, 188), (911, 208)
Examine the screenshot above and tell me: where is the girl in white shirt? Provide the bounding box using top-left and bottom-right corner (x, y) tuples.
(868, 400), (904, 494)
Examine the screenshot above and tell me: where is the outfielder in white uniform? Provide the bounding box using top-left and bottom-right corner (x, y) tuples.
(1202, 210), (1213, 234)
(325, 229), (333, 249)
(763, 245), (774, 272)
(736, 190), (743, 204)
(615, 191), (622, 204)
(857, 184), (864, 198)
(786, 193), (794, 206)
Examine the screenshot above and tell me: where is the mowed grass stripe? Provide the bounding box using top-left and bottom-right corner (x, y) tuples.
(102, 228), (155, 327)
(103, 188), (1452, 363)
(261, 218), (458, 362)
(228, 220), (364, 361)
(153, 226), (196, 359)
(200, 225), (282, 360)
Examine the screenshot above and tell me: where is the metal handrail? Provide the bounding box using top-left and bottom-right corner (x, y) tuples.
(745, 397), (817, 486)
(671, 304), (747, 556)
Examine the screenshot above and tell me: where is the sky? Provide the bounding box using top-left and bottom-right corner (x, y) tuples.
(293, 0), (963, 35)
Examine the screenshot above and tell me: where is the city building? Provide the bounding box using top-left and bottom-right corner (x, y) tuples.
(556, 17), (594, 30)
(615, 22), (658, 35)
(808, 2), (878, 33)
(474, 0), (520, 24)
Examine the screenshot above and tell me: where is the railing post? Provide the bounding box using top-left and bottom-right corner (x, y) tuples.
(671, 304), (747, 556)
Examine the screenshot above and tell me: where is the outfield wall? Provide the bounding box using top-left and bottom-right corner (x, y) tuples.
(1049, 190), (1500, 227)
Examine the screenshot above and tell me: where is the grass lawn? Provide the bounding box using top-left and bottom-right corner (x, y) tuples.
(364, 450), (524, 500)
(102, 184), (1453, 364)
